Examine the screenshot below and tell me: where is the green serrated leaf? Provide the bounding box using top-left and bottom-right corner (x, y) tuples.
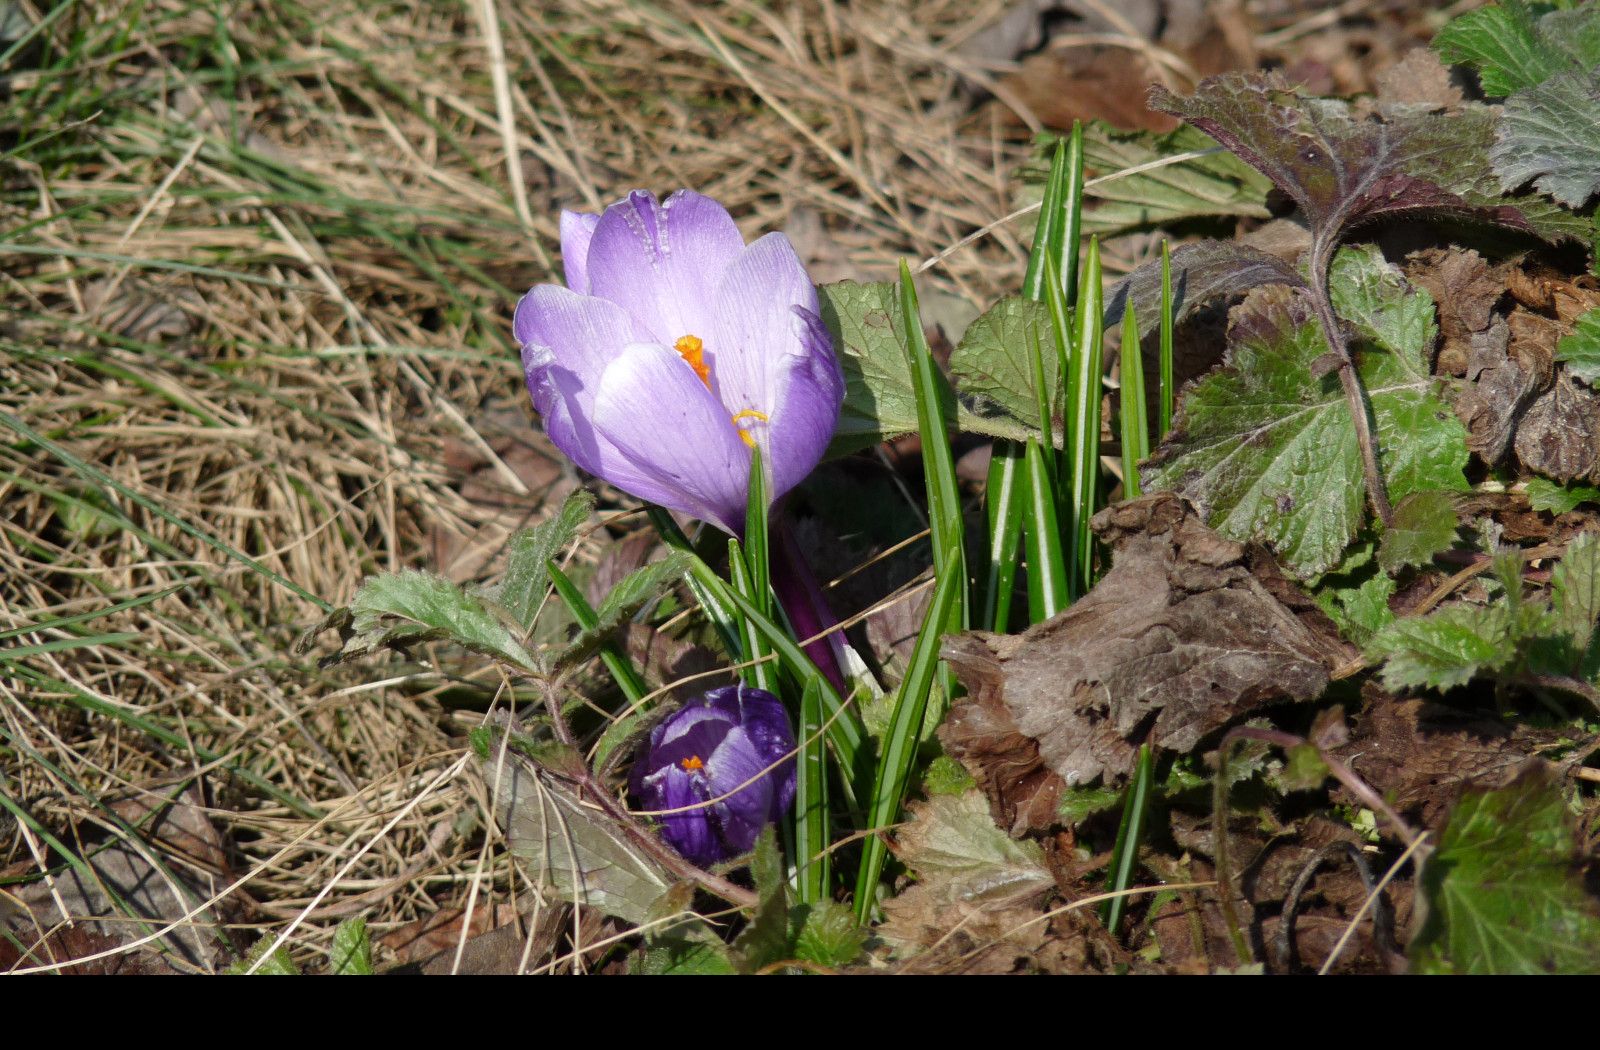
(790, 901), (868, 969)
(1280, 743), (1330, 793)
(1493, 66), (1600, 208)
(1144, 247), (1470, 577)
(921, 754), (976, 796)
(731, 828), (790, 974)
(1057, 784), (1127, 825)
(949, 296), (1060, 436)
(1557, 306), (1600, 386)
(1314, 569), (1396, 645)
(340, 570), (538, 671)
(553, 551), (691, 669)
(817, 281), (1028, 455)
(1527, 477), (1600, 513)
(1018, 122), (1272, 236)
(636, 931), (739, 975)
(1411, 769), (1600, 974)
(897, 790), (1051, 890)
(225, 938), (298, 975)
(497, 491), (594, 628)
(486, 734), (672, 926)
(1432, 0), (1597, 97)
(1554, 531), (1600, 666)
(1365, 605), (1519, 691)
(328, 916), (373, 975)
(1378, 491), (1462, 573)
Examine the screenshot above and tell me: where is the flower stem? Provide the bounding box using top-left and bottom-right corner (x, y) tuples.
(769, 518), (849, 698)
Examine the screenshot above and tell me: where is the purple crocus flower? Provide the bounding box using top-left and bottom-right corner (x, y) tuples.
(515, 190), (844, 537)
(629, 684), (797, 867)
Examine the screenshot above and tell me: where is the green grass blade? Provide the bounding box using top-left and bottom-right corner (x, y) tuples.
(0, 585), (186, 642)
(1021, 140), (1069, 301)
(794, 675), (830, 906)
(645, 505), (745, 662)
(1119, 301), (1149, 499)
(1066, 238), (1105, 597)
(0, 633), (143, 659)
(982, 439), (1026, 633)
(0, 409), (330, 611)
(728, 539), (779, 694)
(743, 446), (771, 621)
(1023, 438), (1068, 621)
(545, 560), (650, 708)
(695, 561), (867, 808)
(854, 561), (963, 922)
(898, 260), (968, 633)
(1159, 239), (1175, 439)
(1043, 252), (1081, 596)
(1061, 121), (1086, 311)
(1101, 744), (1155, 934)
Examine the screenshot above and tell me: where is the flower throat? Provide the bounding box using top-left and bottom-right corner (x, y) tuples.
(674, 334), (768, 449)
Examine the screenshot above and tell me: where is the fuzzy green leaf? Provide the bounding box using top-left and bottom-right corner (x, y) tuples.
(1378, 491), (1462, 573)
(553, 551), (691, 670)
(329, 916), (373, 976)
(1315, 569), (1396, 645)
(1493, 66), (1600, 208)
(1553, 532), (1600, 672)
(819, 281), (1031, 454)
(949, 296), (1060, 435)
(895, 790), (1052, 893)
(1411, 770), (1600, 974)
(1364, 605), (1525, 691)
(1557, 306), (1600, 386)
(496, 491), (594, 628)
(790, 901), (868, 968)
(1527, 477), (1600, 513)
(1018, 122), (1272, 236)
(328, 570), (537, 671)
(731, 828), (791, 975)
(1144, 247), (1470, 576)
(1432, 1), (1600, 97)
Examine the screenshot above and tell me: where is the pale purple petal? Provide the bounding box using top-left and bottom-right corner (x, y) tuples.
(707, 232), (825, 419)
(585, 191), (745, 347)
(591, 343), (753, 534)
(559, 211), (601, 294)
(516, 284), (653, 395)
(764, 305), (845, 499)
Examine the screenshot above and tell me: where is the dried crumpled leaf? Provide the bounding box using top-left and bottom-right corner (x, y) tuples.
(942, 493), (1344, 831)
(1453, 310), (1556, 466)
(878, 790), (1069, 973)
(1403, 247), (1506, 377)
(1514, 371), (1600, 483)
(1332, 690), (1591, 828)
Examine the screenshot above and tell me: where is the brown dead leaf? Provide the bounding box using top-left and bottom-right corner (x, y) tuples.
(942, 494), (1341, 828)
(0, 923), (178, 975)
(379, 899), (524, 964)
(1374, 48), (1462, 112)
(1403, 247), (1505, 377)
(1453, 312), (1553, 465)
(109, 785), (228, 876)
(1508, 259), (1600, 324)
(1514, 372), (1600, 484)
(1333, 689), (1594, 828)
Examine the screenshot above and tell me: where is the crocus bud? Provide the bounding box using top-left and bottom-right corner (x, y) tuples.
(629, 684), (797, 867)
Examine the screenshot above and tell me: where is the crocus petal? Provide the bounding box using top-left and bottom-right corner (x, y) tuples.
(559, 211), (602, 294)
(515, 283), (652, 397)
(585, 191), (745, 347)
(703, 725), (776, 855)
(709, 234), (842, 499)
(641, 764), (720, 868)
(764, 305), (845, 500)
(592, 343), (752, 534)
(725, 687), (798, 821)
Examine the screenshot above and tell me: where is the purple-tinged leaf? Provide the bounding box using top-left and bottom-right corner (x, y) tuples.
(1148, 73), (1537, 268)
(1104, 240), (1305, 340)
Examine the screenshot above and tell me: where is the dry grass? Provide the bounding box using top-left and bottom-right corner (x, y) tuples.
(0, 0), (1051, 972)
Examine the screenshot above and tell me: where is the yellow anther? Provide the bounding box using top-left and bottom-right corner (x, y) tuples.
(681, 755), (705, 771)
(674, 335), (711, 389)
(731, 409), (770, 450)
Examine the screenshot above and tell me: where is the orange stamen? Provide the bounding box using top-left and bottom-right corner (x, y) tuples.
(731, 409), (769, 450)
(681, 755), (705, 771)
(674, 335), (711, 389)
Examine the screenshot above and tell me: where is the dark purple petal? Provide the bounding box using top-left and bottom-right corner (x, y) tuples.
(703, 725), (776, 856)
(585, 190), (745, 348)
(559, 211), (601, 295)
(727, 687), (798, 821)
(649, 715), (734, 774)
(638, 763), (720, 868)
(591, 343), (752, 534)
